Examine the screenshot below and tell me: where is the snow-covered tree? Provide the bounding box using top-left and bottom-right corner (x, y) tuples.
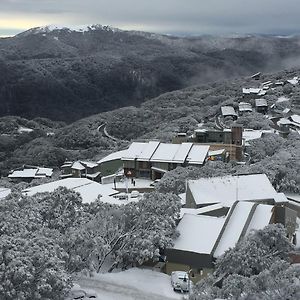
(190, 224), (298, 300)
(0, 235), (71, 300)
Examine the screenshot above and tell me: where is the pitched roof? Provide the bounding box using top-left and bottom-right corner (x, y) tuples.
(72, 161), (85, 170)
(188, 174), (278, 206)
(173, 214), (225, 254)
(23, 178), (119, 204)
(98, 150), (127, 164)
(221, 106), (237, 117)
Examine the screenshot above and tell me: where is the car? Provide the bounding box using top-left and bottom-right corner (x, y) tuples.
(115, 192), (129, 200)
(65, 288), (97, 300)
(150, 179), (161, 187)
(130, 190), (140, 198)
(171, 271), (192, 292)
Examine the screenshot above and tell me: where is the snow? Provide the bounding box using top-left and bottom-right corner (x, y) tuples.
(98, 150), (127, 164)
(295, 218), (300, 249)
(0, 188), (11, 199)
(246, 204), (273, 235)
(180, 203), (227, 219)
(173, 214), (225, 254)
(277, 96), (289, 103)
(287, 78), (298, 85)
(172, 143), (193, 163)
(214, 202), (255, 257)
(9, 169), (38, 178)
(150, 143), (184, 163)
(208, 149), (225, 156)
(36, 168), (53, 177)
(138, 141), (160, 161)
(122, 142), (148, 161)
(243, 130), (263, 141)
(221, 106), (237, 117)
(291, 115), (300, 124)
(188, 174), (278, 206)
(239, 102), (252, 112)
(76, 268), (181, 300)
(72, 161), (85, 170)
(17, 126), (33, 133)
(23, 178), (120, 204)
(255, 98), (267, 107)
(186, 145), (209, 165)
(80, 161), (98, 168)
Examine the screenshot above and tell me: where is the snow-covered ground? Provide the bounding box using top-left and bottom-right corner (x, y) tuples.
(75, 268), (184, 300)
(105, 178), (154, 191)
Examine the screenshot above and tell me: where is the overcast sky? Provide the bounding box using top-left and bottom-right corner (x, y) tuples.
(1, 0), (300, 37)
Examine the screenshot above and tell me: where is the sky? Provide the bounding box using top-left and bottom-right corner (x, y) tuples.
(1, 0), (300, 37)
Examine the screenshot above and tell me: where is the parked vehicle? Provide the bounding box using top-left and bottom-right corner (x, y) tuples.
(65, 288), (97, 299)
(115, 192), (129, 200)
(150, 179), (161, 187)
(130, 190), (140, 198)
(171, 271), (191, 292)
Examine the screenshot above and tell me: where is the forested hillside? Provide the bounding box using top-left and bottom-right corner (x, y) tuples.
(1, 25), (300, 121)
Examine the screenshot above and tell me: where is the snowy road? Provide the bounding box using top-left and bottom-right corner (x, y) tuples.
(76, 268), (183, 300)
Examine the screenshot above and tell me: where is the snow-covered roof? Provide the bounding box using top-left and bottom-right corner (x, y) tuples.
(122, 142), (148, 161)
(138, 141), (160, 161)
(287, 78), (298, 85)
(72, 161), (85, 170)
(243, 130), (263, 141)
(291, 115), (300, 124)
(23, 178), (119, 204)
(180, 203), (227, 219)
(277, 96), (289, 103)
(150, 143), (189, 164)
(36, 168), (53, 177)
(80, 161), (98, 168)
(245, 204), (274, 235)
(173, 214), (225, 255)
(255, 98), (268, 107)
(8, 169), (38, 178)
(208, 149), (226, 156)
(186, 145), (209, 165)
(0, 188), (11, 199)
(238, 102), (252, 112)
(188, 174), (279, 206)
(221, 106), (237, 117)
(214, 202), (255, 257)
(18, 126), (34, 133)
(98, 150), (127, 164)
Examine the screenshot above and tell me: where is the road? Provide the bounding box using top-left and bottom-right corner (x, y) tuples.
(78, 277), (183, 300)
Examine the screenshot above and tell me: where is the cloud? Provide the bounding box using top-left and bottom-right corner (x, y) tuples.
(1, 0), (300, 36)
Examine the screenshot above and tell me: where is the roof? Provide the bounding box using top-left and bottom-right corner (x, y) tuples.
(188, 174), (278, 206)
(72, 161), (85, 171)
(208, 149), (226, 156)
(238, 102), (252, 112)
(221, 106), (237, 117)
(23, 178), (119, 204)
(243, 130), (263, 141)
(214, 202), (256, 257)
(291, 115), (300, 124)
(98, 150), (127, 164)
(138, 141), (160, 161)
(255, 98), (268, 107)
(213, 201), (274, 257)
(122, 142), (148, 161)
(0, 188), (11, 199)
(80, 161), (98, 168)
(180, 203), (227, 219)
(186, 145), (209, 165)
(8, 167), (53, 179)
(172, 214), (225, 255)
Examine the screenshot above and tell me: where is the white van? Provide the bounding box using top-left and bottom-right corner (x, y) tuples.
(170, 271), (191, 292)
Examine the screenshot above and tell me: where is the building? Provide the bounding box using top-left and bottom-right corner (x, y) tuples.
(97, 150), (126, 177)
(185, 174), (286, 209)
(220, 106), (238, 120)
(22, 178), (121, 205)
(8, 166), (53, 182)
(166, 198), (297, 282)
(61, 160), (101, 182)
(0, 187), (11, 199)
(122, 141), (209, 180)
(255, 98), (268, 114)
(242, 88), (266, 99)
(238, 102), (252, 115)
(192, 125), (243, 161)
